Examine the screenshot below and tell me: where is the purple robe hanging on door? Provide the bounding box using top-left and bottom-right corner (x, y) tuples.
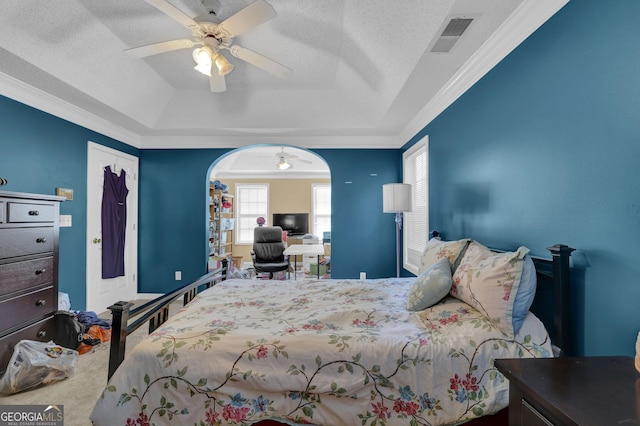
(102, 165), (128, 279)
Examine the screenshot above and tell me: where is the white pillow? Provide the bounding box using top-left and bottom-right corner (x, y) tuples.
(407, 258), (453, 311)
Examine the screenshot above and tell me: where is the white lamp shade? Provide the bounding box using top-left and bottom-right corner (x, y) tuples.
(193, 46), (213, 76)
(277, 159), (291, 170)
(214, 53), (234, 76)
(383, 183), (412, 213)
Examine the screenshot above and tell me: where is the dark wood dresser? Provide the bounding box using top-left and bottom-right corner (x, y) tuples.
(495, 356), (640, 425)
(0, 190), (64, 373)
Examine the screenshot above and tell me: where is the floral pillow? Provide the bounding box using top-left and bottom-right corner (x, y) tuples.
(407, 258), (452, 311)
(420, 238), (469, 274)
(451, 241), (530, 338)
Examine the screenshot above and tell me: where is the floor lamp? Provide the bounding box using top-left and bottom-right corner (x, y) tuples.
(382, 183), (412, 278)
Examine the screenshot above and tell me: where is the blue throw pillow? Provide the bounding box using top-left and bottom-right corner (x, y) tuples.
(512, 254), (536, 334)
(407, 258), (453, 311)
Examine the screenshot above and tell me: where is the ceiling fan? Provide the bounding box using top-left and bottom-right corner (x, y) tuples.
(126, 0), (293, 92)
(274, 148), (312, 170)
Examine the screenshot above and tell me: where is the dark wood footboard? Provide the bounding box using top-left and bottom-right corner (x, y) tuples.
(107, 261), (227, 380)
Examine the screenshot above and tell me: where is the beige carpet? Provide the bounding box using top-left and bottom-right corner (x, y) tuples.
(0, 300), (178, 426)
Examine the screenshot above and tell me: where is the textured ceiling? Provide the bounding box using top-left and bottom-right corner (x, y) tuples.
(0, 0), (568, 150)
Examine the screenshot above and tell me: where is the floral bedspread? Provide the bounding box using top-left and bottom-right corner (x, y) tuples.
(90, 278), (552, 426)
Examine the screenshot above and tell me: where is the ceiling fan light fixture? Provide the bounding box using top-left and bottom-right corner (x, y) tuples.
(277, 159), (290, 170)
(193, 46), (214, 76)
(214, 53), (234, 76)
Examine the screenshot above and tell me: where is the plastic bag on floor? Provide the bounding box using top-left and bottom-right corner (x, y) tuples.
(0, 340), (78, 395)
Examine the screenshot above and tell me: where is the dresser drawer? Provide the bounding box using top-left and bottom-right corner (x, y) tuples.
(0, 256), (53, 297)
(7, 201), (56, 223)
(0, 286), (54, 331)
(0, 227), (54, 259)
(521, 399), (555, 426)
(0, 315), (56, 375)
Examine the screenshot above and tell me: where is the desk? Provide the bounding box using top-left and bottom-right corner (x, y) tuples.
(495, 356), (640, 425)
(283, 244), (325, 279)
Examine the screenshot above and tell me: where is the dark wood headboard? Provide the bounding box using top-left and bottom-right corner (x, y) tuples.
(530, 245), (575, 356)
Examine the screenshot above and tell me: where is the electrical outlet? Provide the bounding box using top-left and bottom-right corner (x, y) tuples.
(175, 271), (182, 281)
(59, 215), (72, 227)
(360, 272), (366, 280)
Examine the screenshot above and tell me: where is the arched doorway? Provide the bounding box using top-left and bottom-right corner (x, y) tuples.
(206, 145), (331, 278)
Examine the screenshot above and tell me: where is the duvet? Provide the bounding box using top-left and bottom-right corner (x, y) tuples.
(91, 277), (552, 425)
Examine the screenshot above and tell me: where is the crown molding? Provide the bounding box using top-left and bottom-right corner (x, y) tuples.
(0, 71), (142, 148)
(395, 0), (570, 147)
(137, 134), (398, 149)
(214, 170), (331, 179)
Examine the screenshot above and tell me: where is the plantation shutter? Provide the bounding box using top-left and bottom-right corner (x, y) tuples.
(403, 139), (428, 275)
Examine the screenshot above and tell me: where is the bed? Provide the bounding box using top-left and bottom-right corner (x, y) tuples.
(91, 239), (574, 426)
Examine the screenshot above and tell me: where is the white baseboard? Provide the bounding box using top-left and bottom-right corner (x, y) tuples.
(136, 293), (164, 300)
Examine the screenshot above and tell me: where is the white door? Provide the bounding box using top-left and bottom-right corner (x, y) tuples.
(86, 142), (138, 312)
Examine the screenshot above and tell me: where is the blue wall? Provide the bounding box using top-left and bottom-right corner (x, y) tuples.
(138, 148), (402, 293)
(0, 94), (401, 305)
(0, 96), (139, 311)
(137, 149), (230, 292)
(405, 0), (640, 356)
(312, 149), (403, 279)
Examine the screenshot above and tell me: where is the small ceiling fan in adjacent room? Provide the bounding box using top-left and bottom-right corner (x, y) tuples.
(273, 148), (312, 170)
(126, 0), (293, 92)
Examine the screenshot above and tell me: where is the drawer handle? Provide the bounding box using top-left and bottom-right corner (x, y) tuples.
(36, 299), (46, 306)
(35, 268), (46, 275)
(37, 331), (46, 338)
(36, 237), (47, 243)
(29, 210), (40, 216)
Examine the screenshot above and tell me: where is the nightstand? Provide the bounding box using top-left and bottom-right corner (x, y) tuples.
(495, 356), (639, 425)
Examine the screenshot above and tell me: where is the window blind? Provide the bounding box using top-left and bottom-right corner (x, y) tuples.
(403, 139), (428, 275)
(235, 184), (269, 244)
(312, 184), (331, 239)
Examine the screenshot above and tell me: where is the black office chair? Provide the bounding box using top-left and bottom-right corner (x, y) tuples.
(251, 226), (290, 279)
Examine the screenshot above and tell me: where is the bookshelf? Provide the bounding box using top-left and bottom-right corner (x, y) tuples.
(209, 188), (234, 270)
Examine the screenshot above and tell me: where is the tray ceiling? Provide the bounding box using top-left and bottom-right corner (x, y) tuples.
(0, 0), (568, 149)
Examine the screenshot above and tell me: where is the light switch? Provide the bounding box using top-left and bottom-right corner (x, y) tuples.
(59, 215), (72, 227)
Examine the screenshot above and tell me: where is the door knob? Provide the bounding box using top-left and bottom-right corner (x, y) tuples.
(92, 237), (102, 244)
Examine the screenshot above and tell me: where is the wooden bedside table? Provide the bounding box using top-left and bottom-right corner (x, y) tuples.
(495, 356), (640, 425)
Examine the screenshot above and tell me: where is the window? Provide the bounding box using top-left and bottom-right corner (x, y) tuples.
(403, 137), (428, 275)
(235, 184), (269, 244)
(312, 184), (331, 239)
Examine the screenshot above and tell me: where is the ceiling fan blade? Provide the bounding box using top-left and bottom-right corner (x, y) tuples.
(209, 72), (227, 93)
(145, 0), (200, 30)
(229, 45), (292, 80)
(125, 39), (195, 58)
(218, 0), (276, 37)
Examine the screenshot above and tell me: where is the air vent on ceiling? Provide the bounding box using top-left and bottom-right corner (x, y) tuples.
(429, 17), (474, 53)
